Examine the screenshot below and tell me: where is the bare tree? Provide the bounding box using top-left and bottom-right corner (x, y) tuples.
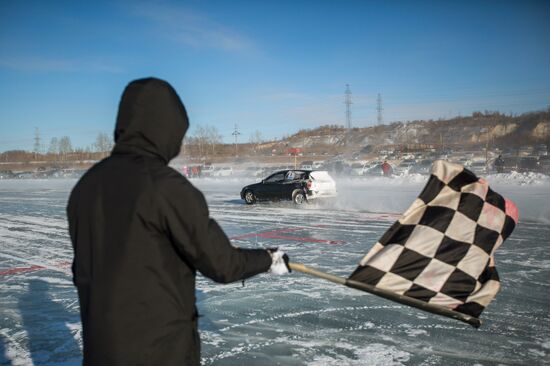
(191, 125), (209, 158)
(207, 126), (222, 156)
(48, 137), (59, 154)
(58, 136), (73, 161)
(249, 130), (263, 152)
(94, 132), (113, 154)
(58, 136), (73, 154)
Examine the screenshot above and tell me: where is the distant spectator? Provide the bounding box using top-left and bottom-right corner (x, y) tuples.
(494, 155), (505, 173)
(381, 160), (393, 177)
(191, 165), (200, 178)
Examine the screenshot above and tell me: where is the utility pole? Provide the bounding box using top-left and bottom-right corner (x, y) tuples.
(485, 128), (490, 168)
(33, 127), (41, 158)
(344, 84), (352, 149)
(232, 124), (241, 157)
(377, 93), (383, 125)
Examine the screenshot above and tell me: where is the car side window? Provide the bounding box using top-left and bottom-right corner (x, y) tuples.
(265, 172), (285, 183)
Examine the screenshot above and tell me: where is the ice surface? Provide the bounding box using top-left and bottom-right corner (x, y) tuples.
(0, 175), (549, 365)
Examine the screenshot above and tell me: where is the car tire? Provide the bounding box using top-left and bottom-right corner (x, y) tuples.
(244, 190), (256, 205)
(292, 190), (306, 205)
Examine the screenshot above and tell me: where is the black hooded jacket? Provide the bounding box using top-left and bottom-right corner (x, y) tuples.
(67, 78), (272, 365)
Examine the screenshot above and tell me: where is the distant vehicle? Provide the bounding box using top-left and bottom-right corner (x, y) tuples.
(201, 165), (214, 177)
(350, 163), (366, 176)
(469, 161), (488, 175)
(300, 160), (314, 170)
(517, 157), (539, 172)
(35, 168), (62, 178)
(240, 170), (337, 205)
(0, 170), (15, 179)
(410, 159), (433, 175)
(16, 172), (34, 179)
(363, 162), (383, 176)
(211, 166), (233, 177)
(312, 160), (324, 169)
(396, 161), (415, 174)
(455, 157), (472, 167)
(502, 157), (518, 172)
(270, 165), (293, 174)
(538, 155), (550, 173)
(245, 166), (265, 177)
(535, 144), (547, 156)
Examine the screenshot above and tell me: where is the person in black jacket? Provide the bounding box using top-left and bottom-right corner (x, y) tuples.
(494, 154), (505, 173)
(67, 77), (290, 365)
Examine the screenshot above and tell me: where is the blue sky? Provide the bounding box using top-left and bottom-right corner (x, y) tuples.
(1, 0), (549, 151)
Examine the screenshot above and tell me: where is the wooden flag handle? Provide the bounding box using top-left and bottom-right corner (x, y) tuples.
(289, 262), (481, 328)
(289, 262), (346, 285)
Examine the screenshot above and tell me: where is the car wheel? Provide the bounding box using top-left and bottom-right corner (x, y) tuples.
(244, 190), (256, 205)
(292, 190), (306, 205)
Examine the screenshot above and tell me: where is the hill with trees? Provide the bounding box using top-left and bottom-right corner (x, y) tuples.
(2, 109), (549, 170)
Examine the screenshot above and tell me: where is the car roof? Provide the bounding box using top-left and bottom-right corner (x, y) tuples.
(268, 169), (312, 175)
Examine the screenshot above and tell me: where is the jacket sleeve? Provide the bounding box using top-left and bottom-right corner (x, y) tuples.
(158, 173), (272, 283)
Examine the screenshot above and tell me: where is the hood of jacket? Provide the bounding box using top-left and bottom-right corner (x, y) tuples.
(113, 77), (189, 163)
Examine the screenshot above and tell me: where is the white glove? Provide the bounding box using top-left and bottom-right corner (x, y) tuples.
(268, 248), (291, 275)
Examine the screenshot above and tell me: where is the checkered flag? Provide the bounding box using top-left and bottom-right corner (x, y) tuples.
(349, 160), (518, 319)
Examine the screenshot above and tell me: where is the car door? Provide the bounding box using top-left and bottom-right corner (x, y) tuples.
(257, 171), (286, 199)
(281, 170), (303, 199)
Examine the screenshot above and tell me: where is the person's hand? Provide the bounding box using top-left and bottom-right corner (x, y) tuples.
(267, 248), (291, 275)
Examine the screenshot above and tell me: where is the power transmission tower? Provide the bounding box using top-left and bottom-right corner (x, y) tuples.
(377, 93), (383, 125)
(345, 84), (352, 130)
(344, 84), (352, 149)
(232, 124), (241, 157)
(33, 127), (41, 154)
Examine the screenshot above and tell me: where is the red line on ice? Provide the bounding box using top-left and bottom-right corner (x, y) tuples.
(0, 261), (71, 277)
(2, 226), (343, 277)
(257, 233), (344, 245)
(230, 227), (304, 240)
(0, 265), (46, 276)
(230, 225), (344, 245)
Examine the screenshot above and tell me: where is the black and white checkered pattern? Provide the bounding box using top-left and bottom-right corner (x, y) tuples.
(349, 160), (518, 318)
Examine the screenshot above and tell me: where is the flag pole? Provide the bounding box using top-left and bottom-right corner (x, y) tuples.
(289, 262), (481, 328)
